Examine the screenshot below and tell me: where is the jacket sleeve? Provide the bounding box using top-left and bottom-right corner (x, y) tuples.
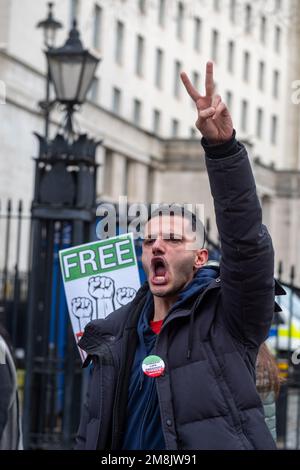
(203, 134), (275, 347)
(0, 336), (13, 440)
(0, 364), (12, 439)
(74, 394), (89, 450)
(74, 363), (93, 450)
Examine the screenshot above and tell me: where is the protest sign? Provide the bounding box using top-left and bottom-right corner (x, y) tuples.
(59, 233), (141, 361)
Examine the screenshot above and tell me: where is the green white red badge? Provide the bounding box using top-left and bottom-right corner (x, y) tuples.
(142, 355), (165, 377)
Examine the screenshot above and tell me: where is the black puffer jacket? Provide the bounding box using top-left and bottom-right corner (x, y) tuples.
(76, 138), (276, 450)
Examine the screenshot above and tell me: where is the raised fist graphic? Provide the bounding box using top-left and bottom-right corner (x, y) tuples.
(88, 276), (115, 300)
(71, 297), (93, 332)
(116, 287), (137, 306)
(88, 276), (115, 319)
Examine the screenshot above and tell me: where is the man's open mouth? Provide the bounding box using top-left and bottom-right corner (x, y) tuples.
(151, 257), (168, 285)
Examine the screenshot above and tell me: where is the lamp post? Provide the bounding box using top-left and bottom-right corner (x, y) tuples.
(23, 4), (101, 449)
(37, 2), (62, 48)
(46, 19), (100, 135)
(37, 2), (63, 139)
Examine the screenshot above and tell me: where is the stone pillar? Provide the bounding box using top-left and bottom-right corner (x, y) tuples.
(110, 151), (127, 200)
(127, 161), (148, 202)
(95, 145), (105, 198)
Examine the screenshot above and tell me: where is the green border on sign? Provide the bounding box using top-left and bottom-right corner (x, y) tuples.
(59, 234), (136, 282)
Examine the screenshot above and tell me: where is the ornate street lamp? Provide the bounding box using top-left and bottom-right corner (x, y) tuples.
(37, 2), (63, 48)
(36, 2), (63, 139)
(46, 20), (101, 134)
(46, 20), (100, 105)
(24, 4), (102, 450)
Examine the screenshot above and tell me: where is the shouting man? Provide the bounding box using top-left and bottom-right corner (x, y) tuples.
(76, 62), (276, 450)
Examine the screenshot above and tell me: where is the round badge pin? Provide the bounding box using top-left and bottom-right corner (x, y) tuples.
(142, 355), (165, 377)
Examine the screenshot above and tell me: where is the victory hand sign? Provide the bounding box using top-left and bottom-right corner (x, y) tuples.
(181, 62), (233, 144)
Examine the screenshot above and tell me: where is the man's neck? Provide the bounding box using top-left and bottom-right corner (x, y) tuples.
(152, 295), (178, 322)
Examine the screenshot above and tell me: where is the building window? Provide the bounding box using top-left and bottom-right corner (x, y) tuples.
(213, 0), (220, 11)
(243, 51), (250, 82)
(245, 4), (252, 34)
(260, 15), (266, 44)
(225, 90), (233, 113)
(275, 26), (281, 53)
(230, 0), (236, 23)
(194, 17), (202, 52)
(211, 30), (219, 63)
(158, 0), (166, 27)
(133, 99), (142, 126)
(115, 21), (124, 65)
(273, 70), (279, 99)
(153, 109), (161, 134)
(190, 127), (197, 137)
(275, 0), (281, 10)
(261, 195), (271, 228)
(174, 60), (181, 98)
(112, 87), (121, 114)
(256, 108), (263, 138)
(171, 119), (179, 137)
(155, 48), (164, 89)
(241, 99), (249, 132)
(227, 40), (235, 73)
(93, 5), (102, 50)
(87, 77), (99, 102)
(138, 0), (146, 15)
(176, 2), (184, 40)
(135, 35), (145, 76)
(258, 61), (265, 91)
(271, 115), (278, 144)
(70, 0), (79, 26)
(192, 71), (200, 90)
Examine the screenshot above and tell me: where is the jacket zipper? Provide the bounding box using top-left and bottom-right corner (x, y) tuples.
(111, 327), (134, 449)
(138, 379), (155, 448)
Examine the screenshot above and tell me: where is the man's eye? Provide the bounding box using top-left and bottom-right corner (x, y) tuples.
(169, 235), (182, 242)
(144, 238), (155, 245)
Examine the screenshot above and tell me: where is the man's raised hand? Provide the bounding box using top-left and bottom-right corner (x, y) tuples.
(180, 62), (233, 144)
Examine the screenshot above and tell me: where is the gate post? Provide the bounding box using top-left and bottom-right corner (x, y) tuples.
(23, 132), (101, 449)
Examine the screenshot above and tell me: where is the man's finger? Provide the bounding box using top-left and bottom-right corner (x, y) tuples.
(199, 107), (215, 120)
(212, 102), (228, 120)
(180, 72), (201, 102)
(212, 94), (221, 109)
(205, 61), (214, 97)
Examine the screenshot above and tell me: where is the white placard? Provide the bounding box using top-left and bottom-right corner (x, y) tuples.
(59, 233), (140, 361)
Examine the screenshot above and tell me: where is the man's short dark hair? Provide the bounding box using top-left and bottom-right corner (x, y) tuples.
(147, 204), (206, 248)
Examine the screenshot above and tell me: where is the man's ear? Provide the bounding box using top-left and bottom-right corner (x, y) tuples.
(194, 249), (209, 269)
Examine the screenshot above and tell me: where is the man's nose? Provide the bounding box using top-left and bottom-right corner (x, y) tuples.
(152, 236), (166, 255)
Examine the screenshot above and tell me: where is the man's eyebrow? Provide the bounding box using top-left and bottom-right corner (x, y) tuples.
(144, 232), (185, 239)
